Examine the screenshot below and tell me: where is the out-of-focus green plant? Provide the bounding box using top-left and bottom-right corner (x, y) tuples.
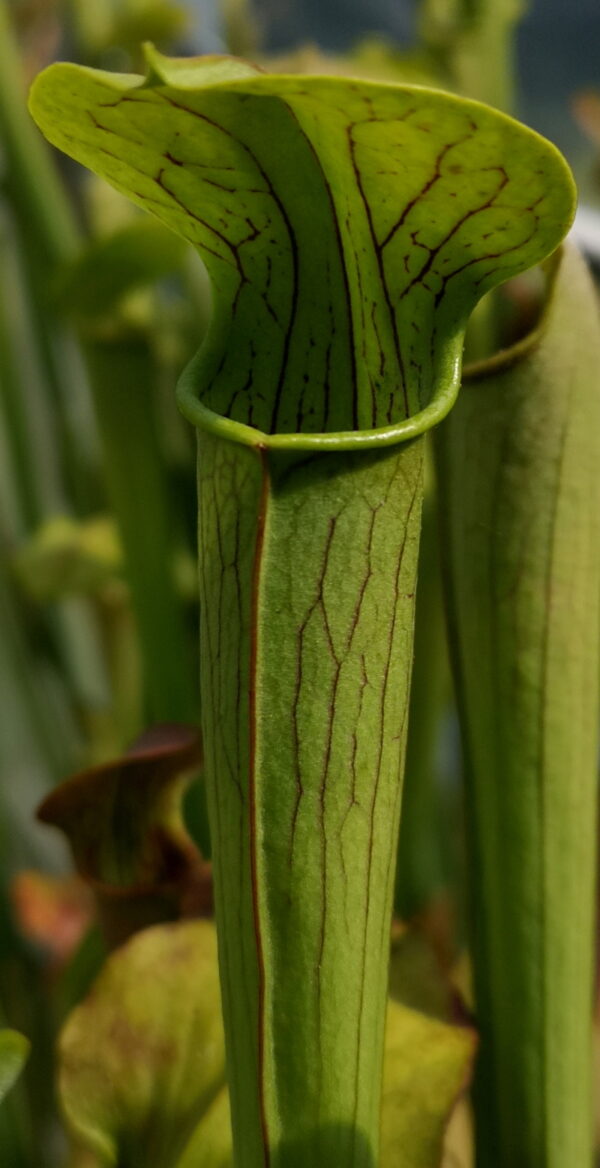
(0, 0), (201, 757)
(68, 0), (190, 67)
(419, 0), (527, 110)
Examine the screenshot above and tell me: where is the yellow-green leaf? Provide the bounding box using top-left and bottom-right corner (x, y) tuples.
(382, 1000), (476, 1168)
(59, 922), (226, 1168)
(12, 515), (122, 602)
(0, 1029), (29, 1103)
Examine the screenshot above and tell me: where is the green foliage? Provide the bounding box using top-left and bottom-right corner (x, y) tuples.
(0, 1), (594, 1165)
(28, 44), (576, 1168)
(55, 221), (190, 325)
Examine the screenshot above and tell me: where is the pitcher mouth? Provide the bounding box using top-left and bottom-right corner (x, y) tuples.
(176, 338), (463, 452)
(29, 54), (576, 456)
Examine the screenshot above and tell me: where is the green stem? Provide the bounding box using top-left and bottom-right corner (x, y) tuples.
(449, 12), (518, 112)
(0, 0), (80, 266)
(195, 431), (423, 1168)
(0, 234), (42, 530)
(395, 470), (449, 919)
(98, 592), (143, 747)
(0, 209), (68, 527)
(85, 332), (198, 727)
(419, 0), (525, 112)
(0, 226), (113, 766)
(0, 995), (33, 1168)
(13, 216), (102, 515)
(436, 245), (599, 1167)
(0, 546), (78, 787)
(0, 1), (100, 515)
(0, 4), (118, 743)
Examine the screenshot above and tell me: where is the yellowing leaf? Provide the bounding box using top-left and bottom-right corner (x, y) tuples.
(0, 1030), (29, 1104)
(59, 921), (226, 1168)
(381, 1001), (476, 1168)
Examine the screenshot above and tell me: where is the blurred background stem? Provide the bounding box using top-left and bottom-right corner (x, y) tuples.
(419, 0), (526, 112)
(84, 332), (198, 727)
(0, 0), (200, 748)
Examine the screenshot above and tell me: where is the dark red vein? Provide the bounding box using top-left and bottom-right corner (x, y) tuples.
(248, 447), (271, 1167)
(351, 466), (421, 1150)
